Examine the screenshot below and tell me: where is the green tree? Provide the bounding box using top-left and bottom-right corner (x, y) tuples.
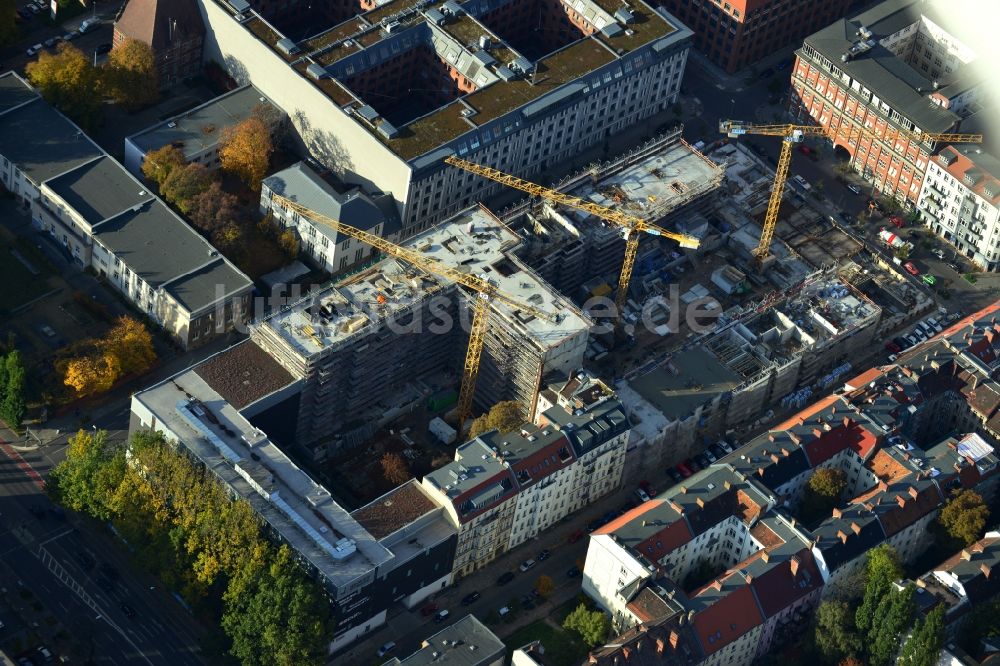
(1, 350), (26, 429)
(815, 600), (863, 664)
(868, 585), (916, 666)
(898, 605), (945, 666)
(856, 544), (903, 634)
(0, 350), (9, 405)
(0, 0), (17, 47)
(104, 38), (158, 110)
(222, 544), (332, 666)
(563, 603), (609, 647)
(959, 599), (1000, 653)
(809, 468), (846, 498)
(26, 43), (101, 128)
(142, 145), (187, 187)
(160, 163), (213, 213)
(48, 430), (126, 520)
(468, 400), (523, 438)
(938, 489), (990, 547)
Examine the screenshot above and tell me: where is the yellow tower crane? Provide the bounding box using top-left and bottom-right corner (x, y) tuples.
(719, 120), (983, 262)
(269, 194), (558, 437)
(444, 155), (701, 324)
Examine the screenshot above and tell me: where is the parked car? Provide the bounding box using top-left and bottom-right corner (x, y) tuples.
(903, 262), (920, 276)
(461, 591), (480, 606)
(889, 215), (906, 228)
(520, 594), (535, 610)
(566, 566), (581, 578)
(420, 602), (438, 616)
(717, 440), (734, 454)
(931, 248), (946, 259)
(884, 340), (901, 353)
(567, 529), (584, 544)
(519, 559), (536, 573)
(26, 44), (42, 56)
(377, 642), (396, 658)
(36, 646), (53, 663)
(893, 336), (910, 350)
(948, 261), (963, 273)
(634, 487), (651, 502)
(846, 183), (862, 195)
(685, 458), (702, 472)
(703, 449), (717, 464)
(666, 467), (683, 483)
(694, 453), (711, 469)
(537, 549), (550, 562)
(922, 274), (937, 286)
(676, 463), (693, 478)
(78, 17), (98, 33)
(119, 603), (136, 619)
(434, 609), (450, 624)
(496, 572), (515, 586)
(710, 444), (727, 459)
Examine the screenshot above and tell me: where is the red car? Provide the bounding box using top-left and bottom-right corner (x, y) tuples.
(884, 341), (901, 353)
(889, 215), (905, 228)
(903, 262), (920, 276)
(567, 529), (585, 544)
(676, 463), (693, 478)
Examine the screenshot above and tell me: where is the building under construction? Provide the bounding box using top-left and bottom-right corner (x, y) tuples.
(512, 131), (726, 302)
(618, 269), (882, 470)
(252, 205), (590, 462)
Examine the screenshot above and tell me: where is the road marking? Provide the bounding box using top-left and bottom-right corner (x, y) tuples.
(0, 441), (46, 491)
(39, 527), (74, 546)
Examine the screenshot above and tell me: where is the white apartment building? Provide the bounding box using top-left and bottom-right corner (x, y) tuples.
(260, 161), (401, 276)
(0, 72), (252, 350)
(918, 143), (1000, 271)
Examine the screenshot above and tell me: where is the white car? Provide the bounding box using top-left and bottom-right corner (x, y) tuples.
(377, 641), (396, 658)
(846, 183), (862, 195)
(519, 559), (536, 572)
(26, 43), (42, 56)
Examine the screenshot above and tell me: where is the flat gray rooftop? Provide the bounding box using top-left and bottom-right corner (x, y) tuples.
(44, 156), (152, 227)
(128, 85), (275, 158)
(802, 0), (961, 133)
(628, 348), (741, 420)
(394, 615), (504, 666)
(132, 365), (394, 591)
(0, 98), (103, 184)
(0, 72), (39, 115)
(92, 199), (243, 292)
(164, 257), (253, 314)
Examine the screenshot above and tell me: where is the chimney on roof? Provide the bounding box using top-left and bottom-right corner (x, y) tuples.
(668, 631), (679, 650)
(832, 507), (843, 519)
(813, 428), (823, 438)
(696, 497), (706, 508)
(724, 480), (732, 490)
(679, 485), (688, 494)
(712, 579), (723, 591)
(837, 530), (849, 543)
(744, 571), (754, 583)
(622, 647), (631, 660)
(843, 416), (852, 428)
(878, 480), (889, 492)
(961, 549), (973, 561)
(769, 433), (776, 442)
(671, 501), (684, 514)
(850, 522), (862, 535)
(909, 486), (919, 499)
(897, 495), (907, 508)
(771, 454), (780, 464)
(761, 550), (771, 563)
(589, 655), (599, 665)
(781, 447), (791, 457)
(982, 563), (992, 578)
(973, 543), (985, 554)
(790, 555), (801, 577)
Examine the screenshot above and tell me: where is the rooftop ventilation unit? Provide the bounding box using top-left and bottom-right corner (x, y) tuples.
(166, 121), (177, 128)
(276, 37), (300, 56)
(478, 35), (491, 50)
(442, 0), (462, 15)
(495, 65), (516, 81)
(384, 20), (401, 33)
(511, 56), (533, 74)
(227, 0), (250, 12)
(356, 105), (380, 122)
(377, 121), (399, 139)
(614, 7), (635, 23)
(601, 23), (624, 38)
(306, 63), (327, 80)
(425, 7), (446, 24)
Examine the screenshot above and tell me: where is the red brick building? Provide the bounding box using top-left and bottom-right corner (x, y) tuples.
(789, 0), (984, 208)
(658, 0), (852, 74)
(113, 0), (205, 88)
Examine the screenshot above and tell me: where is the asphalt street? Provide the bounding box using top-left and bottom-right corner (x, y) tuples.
(0, 434), (207, 664)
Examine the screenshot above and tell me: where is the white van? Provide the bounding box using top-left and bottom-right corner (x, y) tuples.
(78, 18), (98, 34)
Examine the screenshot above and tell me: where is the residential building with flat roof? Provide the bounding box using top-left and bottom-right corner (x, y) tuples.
(658, 0), (852, 74)
(259, 161), (402, 275)
(790, 0), (985, 208)
(124, 84), (281, 177)
(384, 615), (504, 666)
(251, 204), (591, 461)
(130, 346), (457, 651)
(196, 0), (693, 232)
(0, 72), (253, 350)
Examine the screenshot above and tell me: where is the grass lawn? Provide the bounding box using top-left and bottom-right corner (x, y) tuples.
(0, 241), (53, 312)
(504, 618), (589, 666)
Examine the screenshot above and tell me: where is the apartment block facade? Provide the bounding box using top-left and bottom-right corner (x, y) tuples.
(790, 0), (983, 208)
(197, 0), (693, 232)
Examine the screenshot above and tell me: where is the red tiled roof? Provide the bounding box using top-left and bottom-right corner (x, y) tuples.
(637, 520), (695, 562)
(776, 394), (840, 430)
(802, 420), (878, 466)
(942, 301), (1000, 338)
(115, 0), (204, 51)
(691, 584), (764, 656)
(594, 501), (663, 535)
(749, 522), (786, 550)
(750, 550), (823, 618)
(868, 450), (913, 484)
(844, 366), (887, 390)
(878, 484), (943, 537)
(938, 147), (1000, 206)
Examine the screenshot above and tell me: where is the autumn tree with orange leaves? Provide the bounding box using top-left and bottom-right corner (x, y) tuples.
(60, 316), (156, 398)
(219, 115), (273, 190)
